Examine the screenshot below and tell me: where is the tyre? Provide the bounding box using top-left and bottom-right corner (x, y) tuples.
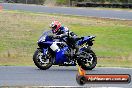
(77, 49), (97, 70)
(33, 49), (53, 70)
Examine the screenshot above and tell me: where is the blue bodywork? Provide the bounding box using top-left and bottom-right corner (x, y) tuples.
(37, 30), (95, 64)
(77, 36), (95, 46)
(55, 46), (69, 64)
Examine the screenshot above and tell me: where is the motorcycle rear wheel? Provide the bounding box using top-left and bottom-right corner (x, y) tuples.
(77, 49), (97, 70)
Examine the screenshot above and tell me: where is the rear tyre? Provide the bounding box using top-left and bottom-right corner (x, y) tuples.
(33, 49), (53, 70)
(77, 49), (97, 70)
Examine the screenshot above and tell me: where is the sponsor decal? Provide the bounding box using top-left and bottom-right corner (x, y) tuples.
(76, 66), (131, 85)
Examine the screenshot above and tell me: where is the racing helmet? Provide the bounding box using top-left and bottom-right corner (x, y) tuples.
(50, 21), (61, 34)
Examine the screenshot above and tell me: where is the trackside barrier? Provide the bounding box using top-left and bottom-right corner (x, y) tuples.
(76, 2), (132, 9)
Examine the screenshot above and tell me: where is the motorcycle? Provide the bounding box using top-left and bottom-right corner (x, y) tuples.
(33, 30), (97, 70)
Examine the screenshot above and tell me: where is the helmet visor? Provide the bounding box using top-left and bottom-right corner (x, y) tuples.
(52, 25), (58, 33)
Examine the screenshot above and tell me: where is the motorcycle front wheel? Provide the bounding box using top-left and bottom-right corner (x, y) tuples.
(33, 49), (53, 70)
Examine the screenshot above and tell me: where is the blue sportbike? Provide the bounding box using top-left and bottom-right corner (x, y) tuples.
(33, 30), (97, 70)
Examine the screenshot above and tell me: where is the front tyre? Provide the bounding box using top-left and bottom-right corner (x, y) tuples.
(33, 49), (53, 70)
(77, 49), (97, 70)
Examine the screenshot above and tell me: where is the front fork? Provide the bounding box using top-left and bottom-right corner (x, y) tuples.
(37, 48), (48, 55)
(43, 48), (48, 55)
(42, 48), (55, 64)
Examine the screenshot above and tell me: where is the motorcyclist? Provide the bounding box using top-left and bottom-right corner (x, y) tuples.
(49, 21), (79, 56)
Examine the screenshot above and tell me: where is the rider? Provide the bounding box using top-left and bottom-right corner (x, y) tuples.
(49, 20), (79, 56)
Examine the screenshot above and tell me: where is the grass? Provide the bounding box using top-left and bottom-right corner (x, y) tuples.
(97, 58), (132, 68)
(0, 10), (132, 67)
(56, 0), (67, 5)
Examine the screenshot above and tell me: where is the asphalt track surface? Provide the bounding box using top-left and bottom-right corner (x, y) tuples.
(0, 66), (132, 87)
(0, 3), (132, 20)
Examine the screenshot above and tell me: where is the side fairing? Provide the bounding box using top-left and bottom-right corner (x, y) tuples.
(55, 47), (69, 64)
